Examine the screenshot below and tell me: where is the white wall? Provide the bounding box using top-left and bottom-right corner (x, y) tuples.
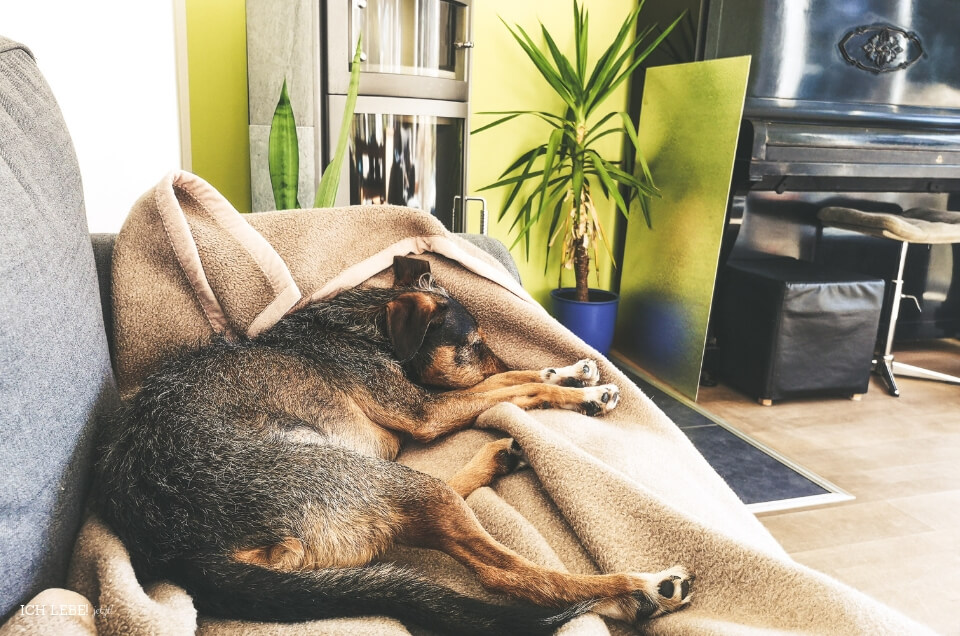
(2, 2), (183, 232)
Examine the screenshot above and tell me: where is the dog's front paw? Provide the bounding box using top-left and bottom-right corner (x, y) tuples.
(578, 384), (620, 416)
(541, 359), (600, 387)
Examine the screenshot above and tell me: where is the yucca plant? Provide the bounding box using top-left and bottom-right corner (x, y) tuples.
(474, 1), (682, 302)
(268, 36), (363, 209)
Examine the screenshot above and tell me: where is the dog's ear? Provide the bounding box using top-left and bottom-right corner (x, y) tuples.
(385, 292), (447, 362)
(393, 255), (431, 287)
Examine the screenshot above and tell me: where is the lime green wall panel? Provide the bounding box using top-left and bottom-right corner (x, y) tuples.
(614, 57), (751, 400)
(185, 0), (252, 213)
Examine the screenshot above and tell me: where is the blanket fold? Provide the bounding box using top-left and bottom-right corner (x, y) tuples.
(66, 171), (930, 635)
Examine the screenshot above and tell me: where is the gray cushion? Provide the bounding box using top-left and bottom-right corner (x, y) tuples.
(0, 37), (117, 618)
(460, 233), (522, 283)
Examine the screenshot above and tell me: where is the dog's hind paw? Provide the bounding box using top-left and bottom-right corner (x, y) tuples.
(492, 438), (529, 474)
(577, 384), (620, 416)
(594, 566), (694, 624)
(541, 359), (600, 387)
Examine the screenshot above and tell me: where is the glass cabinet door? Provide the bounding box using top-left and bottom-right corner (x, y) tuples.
(352, 0), (468, 81)
(327, 95), (468, 230)
(350, 113), (463, 229)
(326, 0), (472, 100)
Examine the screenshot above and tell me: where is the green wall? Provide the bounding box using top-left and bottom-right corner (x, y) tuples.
(185, 0), (252, 213)
(184, 0), (636, 304)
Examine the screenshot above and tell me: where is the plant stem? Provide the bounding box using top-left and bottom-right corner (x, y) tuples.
(571, 119), (590, 302)
(574, 241), (590, 301)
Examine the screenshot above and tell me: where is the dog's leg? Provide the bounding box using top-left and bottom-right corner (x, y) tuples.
(459, 359), (601, 393)
(396, 383), (620, 442)
(446, 438), (525, 497)
(401, 478), (693, 624)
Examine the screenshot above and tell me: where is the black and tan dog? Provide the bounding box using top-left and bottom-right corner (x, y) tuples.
(94, 256), (693, 635)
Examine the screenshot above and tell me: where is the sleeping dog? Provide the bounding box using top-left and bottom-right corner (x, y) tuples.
(94, 256), (693, 635)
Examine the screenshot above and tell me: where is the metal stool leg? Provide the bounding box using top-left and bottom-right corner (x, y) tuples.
(875, 355), (900, 397)
(876, 239), (960, 394)
(873, 241), (909, 396)
(891, 360), (960, 385)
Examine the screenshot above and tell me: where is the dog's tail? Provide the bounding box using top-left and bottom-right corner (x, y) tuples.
(184, 559), (596, 635)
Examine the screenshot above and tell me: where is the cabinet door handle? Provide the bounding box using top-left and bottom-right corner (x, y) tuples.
(454, 196), (488, 234)
(454, 41), (474, 49)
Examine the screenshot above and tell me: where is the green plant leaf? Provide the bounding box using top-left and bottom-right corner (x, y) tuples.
(476, 109), (564, 122)
(545, 179), (570, 238)
(591, 153), (628, 220)
(314, 35), (363, 207)
(495, 150), (543, 222)
(584, 127), (624, 147)
(616, 111), (658, 215)
(571, 163), (585, 213)
(592, 13), (685, 113)
(497, 145), (547, 179)
(574, 0), (588, 81)
(508, 195), (537, 254)
(584, 4), (641, 96)
(477, 169), (547, 192)
(471, 113), (523, 135)
(618, 111), (642, 153)
(512, 180), (566, 256)
(536, 127), (564, 218)
(268, 79), (300, 210)
(594, 155), (660, 198)
(503, 19), (578, 111)
(540, 23), (581, 97)
(586, 25), (657, 114)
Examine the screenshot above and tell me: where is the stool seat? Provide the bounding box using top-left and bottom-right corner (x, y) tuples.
(819, 206), (960, 243)
(817, 206), (960, 396)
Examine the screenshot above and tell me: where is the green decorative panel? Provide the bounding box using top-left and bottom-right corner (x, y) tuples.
(614, 56), (750, 400)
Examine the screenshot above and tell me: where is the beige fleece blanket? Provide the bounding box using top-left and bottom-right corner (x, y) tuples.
(38, 171), (931, 635)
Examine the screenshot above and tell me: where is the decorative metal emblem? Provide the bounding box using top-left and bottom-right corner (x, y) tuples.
(839, 25), (923, 73)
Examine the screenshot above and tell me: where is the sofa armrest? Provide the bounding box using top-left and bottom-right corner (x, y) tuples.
(458, 233), (522, 284)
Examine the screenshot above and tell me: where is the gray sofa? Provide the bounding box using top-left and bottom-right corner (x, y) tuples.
(0, 36), (518, 626)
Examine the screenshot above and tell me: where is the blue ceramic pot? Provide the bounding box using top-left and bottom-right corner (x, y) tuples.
(550, 288), (619, 355)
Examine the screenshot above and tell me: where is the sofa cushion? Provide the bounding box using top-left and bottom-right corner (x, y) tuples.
(0, 37), (117, 619)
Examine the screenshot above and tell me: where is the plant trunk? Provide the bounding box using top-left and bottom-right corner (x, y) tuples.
(573, 241), (590, 302)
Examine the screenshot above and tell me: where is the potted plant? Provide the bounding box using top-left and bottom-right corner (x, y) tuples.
(474, 1), (681, 354)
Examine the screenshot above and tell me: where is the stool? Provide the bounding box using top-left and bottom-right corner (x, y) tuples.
(818, 206), (960, 396)
(718, 257), (885, 405)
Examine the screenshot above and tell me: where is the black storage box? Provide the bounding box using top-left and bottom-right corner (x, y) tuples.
(718, 257), (885, 404)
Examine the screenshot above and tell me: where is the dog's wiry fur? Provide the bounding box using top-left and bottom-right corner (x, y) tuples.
(94, 257), (692, 635)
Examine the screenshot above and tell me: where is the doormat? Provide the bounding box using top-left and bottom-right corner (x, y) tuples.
(614, 356), (853, 513)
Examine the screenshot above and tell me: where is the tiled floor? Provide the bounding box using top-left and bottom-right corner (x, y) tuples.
(697, 339), (960, 635)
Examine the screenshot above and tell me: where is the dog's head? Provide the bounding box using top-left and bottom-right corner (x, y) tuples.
(386, 256), (507, 389)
